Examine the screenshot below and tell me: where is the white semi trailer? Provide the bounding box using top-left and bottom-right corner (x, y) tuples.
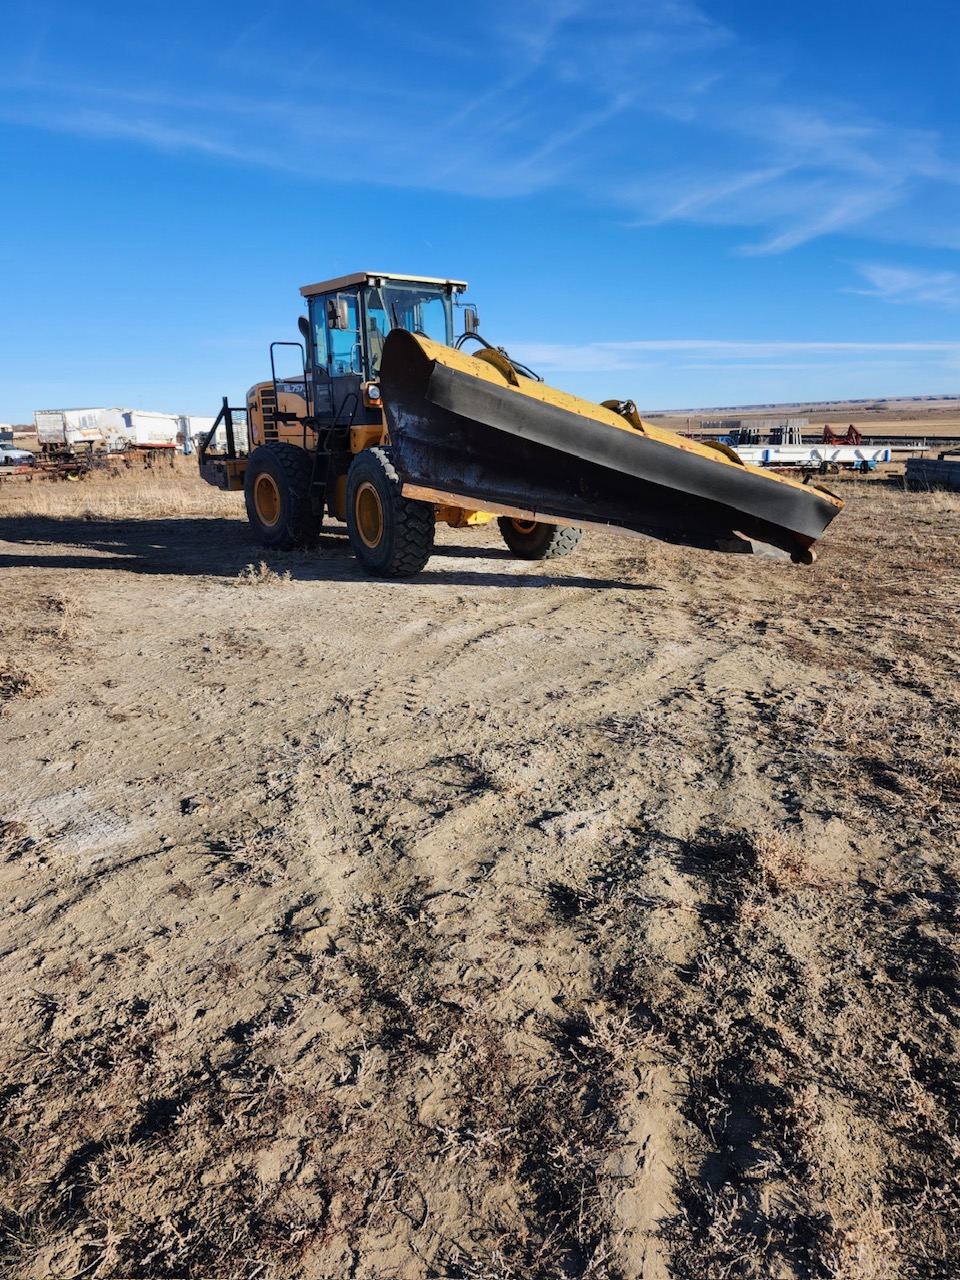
(34, 408), (106, 451)
(36, 409), (181, 453)
(98, 409), (179, 451)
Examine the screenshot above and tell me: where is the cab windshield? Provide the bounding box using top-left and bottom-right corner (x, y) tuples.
(364, 283), (455, 373)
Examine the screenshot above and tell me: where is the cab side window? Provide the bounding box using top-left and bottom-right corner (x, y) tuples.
(327, 293), (361, 375)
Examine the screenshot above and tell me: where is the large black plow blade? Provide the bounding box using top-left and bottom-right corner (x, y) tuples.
(380, 329), (843, 562)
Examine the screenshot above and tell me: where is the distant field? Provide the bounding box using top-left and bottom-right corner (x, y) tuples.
(647, 398), (960, 438)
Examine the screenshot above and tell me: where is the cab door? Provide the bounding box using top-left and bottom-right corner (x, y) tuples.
(307, 290), (364, 425)
(325, 290), (363, 426)
(306, 299), (333, 420)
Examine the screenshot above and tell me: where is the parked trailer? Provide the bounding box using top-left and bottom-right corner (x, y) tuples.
(34, 408), (106, 452)
(98, 409), (180, 451)
(34, 406), (207, 455)
(733, 444), (892, 470)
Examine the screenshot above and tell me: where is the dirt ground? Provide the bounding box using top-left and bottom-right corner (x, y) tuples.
(1, 462), (959, 1279)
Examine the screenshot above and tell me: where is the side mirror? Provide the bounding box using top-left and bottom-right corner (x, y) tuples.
(298, 315), (310, 341)
(463, 305), (480, 334)
(326, 296), (350, 330)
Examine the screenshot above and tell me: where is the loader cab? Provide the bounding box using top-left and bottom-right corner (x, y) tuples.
(299, 271), (470, 428)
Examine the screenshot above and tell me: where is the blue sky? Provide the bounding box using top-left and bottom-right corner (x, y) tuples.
(2, 0), (958, 422)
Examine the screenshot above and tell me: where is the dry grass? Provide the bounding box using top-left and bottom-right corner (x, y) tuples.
(235, 561), (292, 587)
(649, 814), (960, 1279)
(29, 592), (88, 644)
(0, 665), (45, 706)
(0, 456), (239, 520)
(0, 879), (629, 1279)
(819, 1199), (900, 1280)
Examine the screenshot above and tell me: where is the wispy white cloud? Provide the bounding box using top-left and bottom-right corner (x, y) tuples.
(654, 167), (790, 221)
(513, 337), (960, 376)
(2, 0), (957, 255)
(848, 264), (960, 307)
(0, 1), (730, 194)
(624, 102), (953, 254)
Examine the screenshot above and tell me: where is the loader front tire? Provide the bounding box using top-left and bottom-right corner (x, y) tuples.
(244, 443), (320, 549)
(346, 447), (434, 578)
(497, 517), (582, 560)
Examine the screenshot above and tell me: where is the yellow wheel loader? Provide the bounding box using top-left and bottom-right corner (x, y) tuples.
(198, 271), (842, 576)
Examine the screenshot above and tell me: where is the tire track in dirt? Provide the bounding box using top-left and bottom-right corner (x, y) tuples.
(4, 489), (960, 1278)
(257, 572), (785, 1274)
(651, 820), (960, 1280)
(243, 625), (697, 1276)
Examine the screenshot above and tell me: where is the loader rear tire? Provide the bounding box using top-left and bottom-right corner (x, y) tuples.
(244, 443), (321, 549)
(497, 517), (582, 560)
(346, 447), (435, 578)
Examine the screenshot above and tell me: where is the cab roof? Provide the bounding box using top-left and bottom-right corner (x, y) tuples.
(299, 272), (468, 298)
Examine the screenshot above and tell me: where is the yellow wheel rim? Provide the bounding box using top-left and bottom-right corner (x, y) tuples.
(510, 519), (538, 535)
(254, 473), (281, 526)
(355, 481), (385, 549)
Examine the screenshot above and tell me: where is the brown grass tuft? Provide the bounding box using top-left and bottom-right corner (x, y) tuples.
(234, 561), (292, 587)
(0, 665), (45, 705)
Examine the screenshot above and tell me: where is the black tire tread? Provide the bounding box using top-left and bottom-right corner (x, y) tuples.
(497, 516), (582, 560)
(244, 441), (321, 549)
(347, 446), (434, 577)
